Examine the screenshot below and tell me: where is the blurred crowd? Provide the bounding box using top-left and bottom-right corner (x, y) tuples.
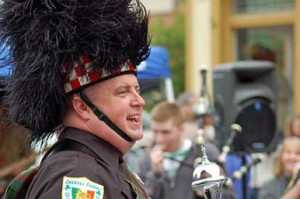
(0, 104), (32, 195)
(124, 91), (300, 199)
(1, 90), (300, 199)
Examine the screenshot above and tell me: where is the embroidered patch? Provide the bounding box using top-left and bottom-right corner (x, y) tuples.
(62, 176), (104, 199)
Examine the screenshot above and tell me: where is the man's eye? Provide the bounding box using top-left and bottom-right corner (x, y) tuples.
(118, 90), (128, 95)
(135, 87), (141, 94)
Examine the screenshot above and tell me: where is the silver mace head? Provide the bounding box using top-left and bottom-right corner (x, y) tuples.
(192, 145), (227, 194)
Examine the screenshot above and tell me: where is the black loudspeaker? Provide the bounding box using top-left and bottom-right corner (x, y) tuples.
(213, 60), (277, 153)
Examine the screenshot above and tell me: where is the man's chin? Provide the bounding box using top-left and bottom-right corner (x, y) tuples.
(131, 130), (144, 141)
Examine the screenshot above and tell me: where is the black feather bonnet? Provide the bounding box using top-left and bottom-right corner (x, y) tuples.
(0, 0), (151, 144)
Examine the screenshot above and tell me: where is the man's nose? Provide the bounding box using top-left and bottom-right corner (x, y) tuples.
(132, 91), (145, 107)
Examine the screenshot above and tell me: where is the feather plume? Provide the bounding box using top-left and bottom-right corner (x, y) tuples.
(0, 0), (150, 144)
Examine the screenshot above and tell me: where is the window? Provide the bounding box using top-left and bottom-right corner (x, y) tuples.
(234, 0), (294, 13)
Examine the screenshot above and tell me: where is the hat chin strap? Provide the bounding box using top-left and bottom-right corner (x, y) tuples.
(78, 91), (134, 143)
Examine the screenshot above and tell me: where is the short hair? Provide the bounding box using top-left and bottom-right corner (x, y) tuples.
(151, 101), (184, 127)
(176, 92), (197, 106)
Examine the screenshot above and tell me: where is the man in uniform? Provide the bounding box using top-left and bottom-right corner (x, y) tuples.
(0, 0), (150, 198)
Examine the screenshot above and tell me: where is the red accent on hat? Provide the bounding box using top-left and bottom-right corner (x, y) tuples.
(63, 55), (136, 94)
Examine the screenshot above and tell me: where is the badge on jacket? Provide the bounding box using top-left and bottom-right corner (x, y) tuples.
(62, 176), (104, 199)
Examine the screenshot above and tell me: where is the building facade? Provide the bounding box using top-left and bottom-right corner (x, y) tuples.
(186, 0), (300, 126)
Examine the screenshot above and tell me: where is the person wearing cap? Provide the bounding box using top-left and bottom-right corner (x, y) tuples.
(0, 0), (150, 198)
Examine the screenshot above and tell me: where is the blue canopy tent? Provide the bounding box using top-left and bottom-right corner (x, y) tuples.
(137, 46), (175, 102)
(0, 66), (12, 78)
(0, 45), (12, 78)
(0, 46), (13, 97)
(0, 65), (11, 96)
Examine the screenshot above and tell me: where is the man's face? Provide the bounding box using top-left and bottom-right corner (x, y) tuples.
(88, 74), (145, 141)
(151, 119), (183, 152)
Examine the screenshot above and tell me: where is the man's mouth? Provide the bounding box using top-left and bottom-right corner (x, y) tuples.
(127, 115), (140, 124)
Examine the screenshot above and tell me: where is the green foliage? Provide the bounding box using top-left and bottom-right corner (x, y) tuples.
(140, 11), (186, 112)
(149, 12), (185, 97)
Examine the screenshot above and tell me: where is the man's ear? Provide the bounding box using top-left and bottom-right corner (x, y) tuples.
(72, 95), (90, 120)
